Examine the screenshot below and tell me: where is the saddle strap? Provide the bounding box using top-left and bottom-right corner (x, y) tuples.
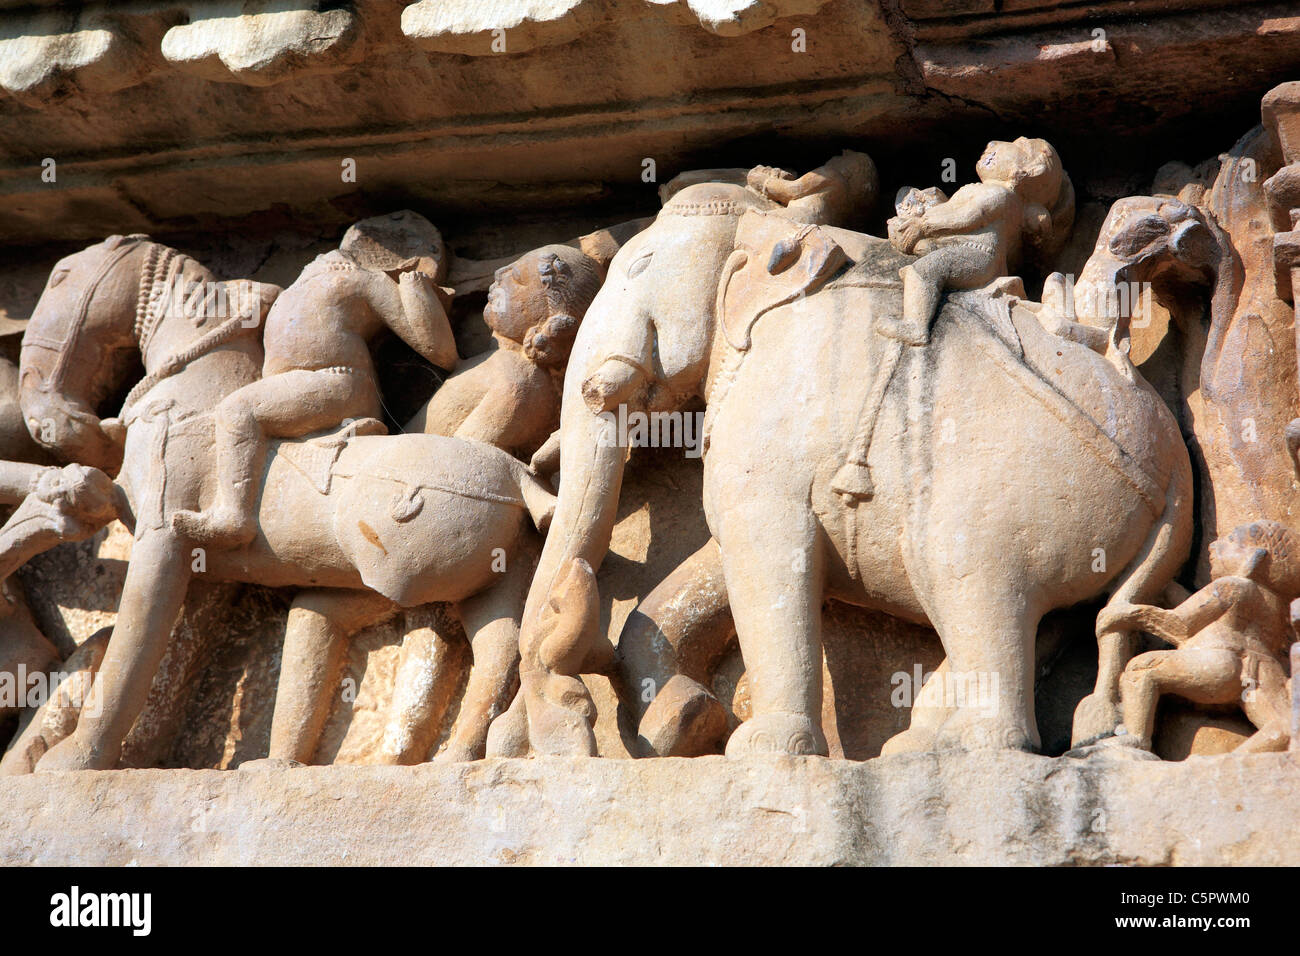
(831, 336), (906, 502)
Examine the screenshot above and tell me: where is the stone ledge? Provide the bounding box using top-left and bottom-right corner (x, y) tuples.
(2, 752), (1297, 865)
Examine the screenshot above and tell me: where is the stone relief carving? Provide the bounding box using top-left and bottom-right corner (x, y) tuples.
(4, 82), (1300, 794)
(0, 0), (839, 101)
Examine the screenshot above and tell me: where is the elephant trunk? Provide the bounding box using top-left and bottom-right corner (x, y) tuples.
(526, 367), (642, 631)
(581, 355), (649, 416)
(1072, 253), (1137, 331)
(510, 367), (638, 756)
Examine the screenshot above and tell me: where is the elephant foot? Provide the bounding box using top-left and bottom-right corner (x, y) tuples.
(1070, 691), (1122, 748)
(1064, 735), (1160, 762)
(34, 734), (106, 772)
(638, 675), (729, 757)
(879, 724), (939, 757)
(724, 712), (827, 758)
(485, 692), (530, 758)
(434, 740), (483, 763)
(933, 709), (1037, 753)
(529, 702), (598, 756)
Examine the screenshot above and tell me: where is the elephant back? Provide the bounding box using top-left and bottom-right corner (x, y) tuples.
(948, 293), (1180, 507)
(660, 182), (772, 220)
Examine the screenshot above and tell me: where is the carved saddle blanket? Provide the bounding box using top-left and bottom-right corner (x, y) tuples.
(713, 209), (1166, 509)
(276, 417), (387, 496)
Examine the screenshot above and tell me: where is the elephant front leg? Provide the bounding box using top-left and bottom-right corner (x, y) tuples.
(716, 498), (828, 757)
(36, 531), (192, 772)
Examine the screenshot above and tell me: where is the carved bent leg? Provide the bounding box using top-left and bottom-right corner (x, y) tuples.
(268, 587), (396, 764)
(36, 531), (192, 771)
(926, 584), (1039, 753)
(1119, 648), (1238, 750)
(1239, 656), (1292, 753)
(617, 537), (733, 757)
(172, 368), (381, 548)
(437, 545), (535, 762)
(717, 498), (827, 757)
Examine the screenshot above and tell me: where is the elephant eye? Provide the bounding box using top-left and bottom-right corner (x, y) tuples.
(626, 252), (653, 279)
(48, 269), (68, 289)
(1109, 215), (1168, 258)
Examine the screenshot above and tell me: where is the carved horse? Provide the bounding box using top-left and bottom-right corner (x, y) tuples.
(19, 235), (554, 770)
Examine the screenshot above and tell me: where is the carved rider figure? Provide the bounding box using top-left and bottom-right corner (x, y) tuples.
(889, 137), (1075, 346)
(171, 210), (459, 547)
(407, 243), (603, 462)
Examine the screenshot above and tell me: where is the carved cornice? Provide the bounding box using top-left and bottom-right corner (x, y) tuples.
(1, 0), (1298, 245)
(0, 1), (836, 101)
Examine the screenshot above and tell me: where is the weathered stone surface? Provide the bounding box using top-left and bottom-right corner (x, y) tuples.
(3, 753), (1297, 865)
(4, 1), (1299, 243)
(161, 2), (363, 85)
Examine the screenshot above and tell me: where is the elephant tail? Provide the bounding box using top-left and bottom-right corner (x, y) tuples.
(1072, 436), (1194, 747)
(1102, 433), (1194, 614)
(518, 467), (557, 533)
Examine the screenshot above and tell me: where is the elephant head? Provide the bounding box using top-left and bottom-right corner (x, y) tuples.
(533, 186), (763, 586)
(1065, 196), (1219, 339)
(508, 183), (773, 751)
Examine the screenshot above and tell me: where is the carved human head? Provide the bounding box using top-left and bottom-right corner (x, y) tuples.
(1210, 521), (1300, 595)
(977, 138), (1062, 202)
(340, 210), (447, 282)
(825, 149), (879, 212)
(979, 138), (1075, 263)
(894, 186), (947, 219)
(485, 245), (603, 368)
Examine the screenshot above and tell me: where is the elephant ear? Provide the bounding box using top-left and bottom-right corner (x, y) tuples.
(716, 210), (847, 352)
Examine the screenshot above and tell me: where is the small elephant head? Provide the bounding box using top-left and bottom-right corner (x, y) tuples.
(1073, 196), (1219, 331)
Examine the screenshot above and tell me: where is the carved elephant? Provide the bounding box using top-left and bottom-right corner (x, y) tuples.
(504, 182), (1194, 758)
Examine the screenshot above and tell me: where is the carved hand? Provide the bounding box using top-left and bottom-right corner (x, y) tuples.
(896, 218), (926, 254)
(747, 165), (794, 195)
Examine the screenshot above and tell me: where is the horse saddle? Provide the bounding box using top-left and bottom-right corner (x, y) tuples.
(717, 209), (848, 351)
(277, 417), (387, 496)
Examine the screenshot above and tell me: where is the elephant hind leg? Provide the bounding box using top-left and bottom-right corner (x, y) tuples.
(927, 590), (1041, 753)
